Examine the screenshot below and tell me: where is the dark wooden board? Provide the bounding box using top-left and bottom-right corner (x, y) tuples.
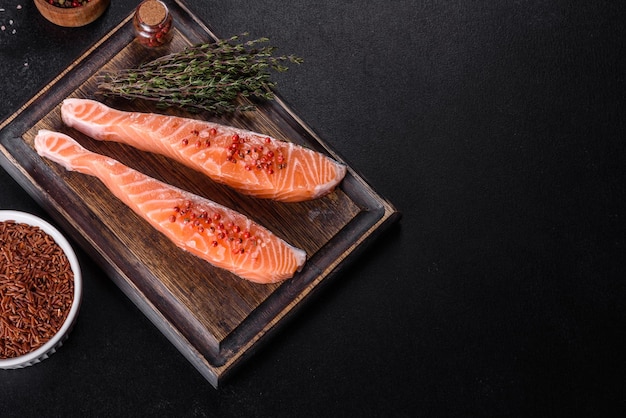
(0, 1), (399, 387)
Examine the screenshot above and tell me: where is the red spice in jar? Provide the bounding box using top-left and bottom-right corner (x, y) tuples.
(133, 0), (173, 47)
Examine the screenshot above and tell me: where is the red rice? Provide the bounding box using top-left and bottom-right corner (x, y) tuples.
(0, 220), (74, 359)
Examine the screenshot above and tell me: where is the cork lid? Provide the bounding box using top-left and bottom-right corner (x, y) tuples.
(137, 0), (167, 26)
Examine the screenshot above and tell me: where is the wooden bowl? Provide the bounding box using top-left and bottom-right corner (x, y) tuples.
(34, 0), (110, 27)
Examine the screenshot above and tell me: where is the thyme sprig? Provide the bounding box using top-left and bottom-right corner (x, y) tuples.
(97, 33), (303, 114)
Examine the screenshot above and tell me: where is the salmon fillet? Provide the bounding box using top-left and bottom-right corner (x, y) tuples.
(34, 130), (307, 284)
(61, 98), (347, 202)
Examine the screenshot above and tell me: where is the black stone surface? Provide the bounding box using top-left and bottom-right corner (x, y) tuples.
(1, 1), (625, 416)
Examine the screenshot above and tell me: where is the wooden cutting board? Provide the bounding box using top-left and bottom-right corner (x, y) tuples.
(0, 1), (399, 387)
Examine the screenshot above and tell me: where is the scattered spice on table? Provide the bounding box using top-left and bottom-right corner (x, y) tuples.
(0, 4), (22, 35)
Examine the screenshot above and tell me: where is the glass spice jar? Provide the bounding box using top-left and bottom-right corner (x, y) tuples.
(133, 0), (173, 47)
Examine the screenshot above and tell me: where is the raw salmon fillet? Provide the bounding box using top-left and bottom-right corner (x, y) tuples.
(61, 98), (347, 202)
(34, 130), (307, 284)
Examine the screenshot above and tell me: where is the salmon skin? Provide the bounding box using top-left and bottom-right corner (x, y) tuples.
(34, 130), (307, 284)
(61, 98), (347, 202)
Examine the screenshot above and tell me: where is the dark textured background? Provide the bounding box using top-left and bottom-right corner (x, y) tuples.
(1, 1), (625, 416)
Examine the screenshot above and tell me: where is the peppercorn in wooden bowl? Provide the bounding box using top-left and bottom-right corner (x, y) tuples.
(34, 0), (110, 27)
(0, 211), (82, 369)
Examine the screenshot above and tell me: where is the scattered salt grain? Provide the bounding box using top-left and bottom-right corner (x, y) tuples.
(0, 5), (21, 36)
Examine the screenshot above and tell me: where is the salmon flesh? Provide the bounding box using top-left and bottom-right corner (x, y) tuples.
(34, 130), (307, 284)
(61, 98), (347, 202)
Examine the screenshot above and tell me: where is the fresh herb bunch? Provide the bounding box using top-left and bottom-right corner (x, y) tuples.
(96, 34), (303, 114)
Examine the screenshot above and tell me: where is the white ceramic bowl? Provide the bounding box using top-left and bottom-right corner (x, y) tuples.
(0, 210), (82, 369)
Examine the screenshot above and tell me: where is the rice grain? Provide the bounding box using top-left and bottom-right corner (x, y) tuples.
(0, 220), (74, 359)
